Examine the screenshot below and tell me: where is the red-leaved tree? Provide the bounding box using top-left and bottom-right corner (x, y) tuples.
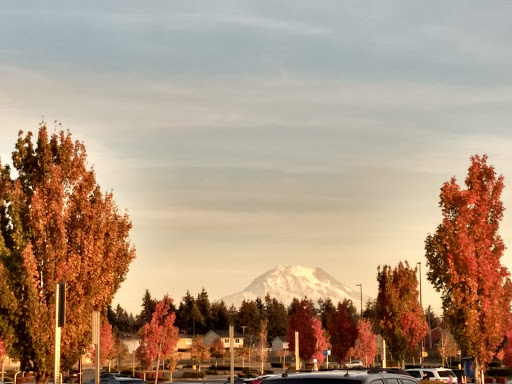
(425, 155), (512, 384)
(287, 299), (316, 363)
(326, 299), (358, 364)
(311, 317), (329, 364)
(354, 319), (377, 367)
(287, 298), (327, 366)
(0, 337), (6, 382)
(90, 322), (115, 369)
(137, 296), (179, 384)
(376, 261), (428, 368)
(503, 315), (512, 367)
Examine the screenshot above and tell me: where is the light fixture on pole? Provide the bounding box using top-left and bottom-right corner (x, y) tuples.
(356, 284), (362, 316)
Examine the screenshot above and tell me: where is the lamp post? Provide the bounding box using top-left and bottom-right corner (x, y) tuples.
(356, 284), (362, 316)
(417, 262), (424, 367)
(417, 262), (422, 307)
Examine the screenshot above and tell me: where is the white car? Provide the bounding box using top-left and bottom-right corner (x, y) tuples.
(344, 359), (364, 368)
(406, 368), (458, 383)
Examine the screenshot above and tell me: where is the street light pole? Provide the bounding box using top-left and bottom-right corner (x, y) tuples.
(356, 284), (362, 316)
(417, 262), (424, 367)
(417, 262), (422, 307)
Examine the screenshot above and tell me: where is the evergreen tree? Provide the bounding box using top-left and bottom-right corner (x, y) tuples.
(264, 294), (287, 342)
(236, 300), (261, 335)
(195, 288), (211, 334)
(210, 301), (230, 330)
(176, 291), (204, 335)
(138, 290), (157, 329)
(318, 297), (337, 329)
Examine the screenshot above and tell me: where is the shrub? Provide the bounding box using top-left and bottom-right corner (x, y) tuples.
(484, 377), (494, 383)
(496, 378), (507, 384)
(487, 369), (512, 377)
(144, 372), (163, 380)
(271, 362), (291, 368)
(265, 370), (274, 374)
(205, 370), (218, 375)
(182, 371), (206, 379)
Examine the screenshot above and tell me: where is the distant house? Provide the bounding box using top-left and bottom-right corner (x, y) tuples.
(118, 332), (141, 354)
(271, 336), (289, 352)
(176, 333), (194, 352)
(203, 330), (245, 349)
(270, 336), (289, 358)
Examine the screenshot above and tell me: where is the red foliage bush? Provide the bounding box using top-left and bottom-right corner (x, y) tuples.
(496, 377), (507, 384)
(484, 377), (494, 383)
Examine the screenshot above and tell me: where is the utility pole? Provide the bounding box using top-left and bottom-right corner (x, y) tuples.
(295, 331), (300, 371)
(55, 282), (66, 384)
(92, 311), (101, 384)
(356, 284), (362, 316)
(229, 325), (234, 384)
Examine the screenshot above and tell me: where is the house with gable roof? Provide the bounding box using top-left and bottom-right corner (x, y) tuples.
(203, 330), (246, 349)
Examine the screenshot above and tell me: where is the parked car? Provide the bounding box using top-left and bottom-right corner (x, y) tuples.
(250, 375), (280, 384)
(406, 368), (458, 383)
(344, 360), (365, 368)
(265, 370), (419, 384)
(64, 370), (80, 383)
(87, 377), (146, 384)
(223, 378), (254, 384)
(451, 369), (466, 384)
(100, 374), (127, 379)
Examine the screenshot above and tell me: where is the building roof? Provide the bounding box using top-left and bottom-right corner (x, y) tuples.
(271, 336), (288, 343)
(205, 329), (246, 338)
(178, 333), (194, 339)
(117, 332), (141, 340)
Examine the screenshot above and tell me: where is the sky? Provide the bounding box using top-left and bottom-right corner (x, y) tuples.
(2, 1), (512, 316)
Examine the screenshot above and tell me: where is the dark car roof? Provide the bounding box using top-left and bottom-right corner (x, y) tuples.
(88, 378), (146, 384)
(264, 371), (418, 384)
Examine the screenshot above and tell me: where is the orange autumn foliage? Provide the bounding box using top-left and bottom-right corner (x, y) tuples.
(0, 124), (135, 384)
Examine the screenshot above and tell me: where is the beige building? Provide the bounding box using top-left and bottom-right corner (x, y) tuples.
(203, 330), (245, 349)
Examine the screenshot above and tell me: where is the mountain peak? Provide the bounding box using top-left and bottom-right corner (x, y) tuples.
(221, 265), (368, 307)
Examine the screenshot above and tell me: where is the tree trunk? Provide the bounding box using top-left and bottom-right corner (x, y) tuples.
(155, 354), (160, 384)
(35, 371), (51, 384)
(474, 359), (482, 384)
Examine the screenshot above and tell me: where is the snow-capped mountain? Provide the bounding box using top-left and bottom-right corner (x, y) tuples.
(221, 265), (369, 308)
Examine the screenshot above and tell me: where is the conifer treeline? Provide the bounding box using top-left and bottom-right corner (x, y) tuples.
(108, 288), (406, 342)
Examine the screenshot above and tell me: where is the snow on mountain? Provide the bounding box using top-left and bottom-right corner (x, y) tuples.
(221, 265), (369, 308)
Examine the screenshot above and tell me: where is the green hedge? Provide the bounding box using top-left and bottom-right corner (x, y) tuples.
(182, 371), (206, 379)
(205, 370), (219, 375)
